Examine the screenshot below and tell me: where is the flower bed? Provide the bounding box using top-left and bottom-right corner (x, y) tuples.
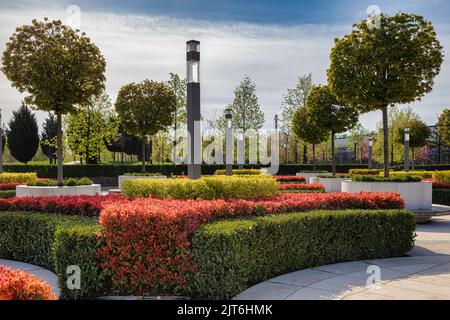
(0, 265), (56, 300)
(0, 195), (121, 217)
(98, 192), (404, 295)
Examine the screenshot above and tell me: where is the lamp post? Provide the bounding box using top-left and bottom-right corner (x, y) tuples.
(225, 108), (233, 176)
(186, 40), (201, 179)
(368, 137), (373, 169)
(274, 114), (279, 130)
(237, 130), (244, 169)
(404, 128), (410, 171)
(0, 109), (3, 173)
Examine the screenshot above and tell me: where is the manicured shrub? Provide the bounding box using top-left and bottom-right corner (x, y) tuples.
(383, 171), (432, 179)
(123, 172), (163, 176)
(0, 212), (98, 270)
(27, 177), (93, 186)
(188, 209), (416, 299)
(433, 189), (450, 206)
(214, 169), (262, 175)
(0, 190), (16, 199)
(123, 176), (279, 200)
(352, 175), (422, 182)
(0, 265), (56, 300)
(0, 195), (121, 217)
(349, 169), (383, 175)
(98, 192), (404, 296)
(433, 171), (450, 185)
(2, 164), (374, 178)
(0, 172), (37, 183)
(54, 224), (105, 300)
(0, 183), (21, 190)
(278, 183), (324, 192)
(273, 176), (306, 183)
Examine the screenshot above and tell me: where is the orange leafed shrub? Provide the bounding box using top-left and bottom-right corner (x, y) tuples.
(0, 266), (56, 300)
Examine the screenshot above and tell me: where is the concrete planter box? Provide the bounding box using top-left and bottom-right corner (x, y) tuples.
(341, 180), (432, 210)
(296, 172), (332, 184)
(16, 184), (101, 198)
(118, 175), (167, 190)
(310, 177), (347, 193)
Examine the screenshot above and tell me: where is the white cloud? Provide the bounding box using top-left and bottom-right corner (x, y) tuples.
(0, 2), (448, 133)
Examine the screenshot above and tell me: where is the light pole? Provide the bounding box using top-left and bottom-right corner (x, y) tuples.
(368, 137), (373, 169)
(274, 114), (279, 130)
(186, 40), (201, 179)
(404, 128), (410, 171)
(225, 108), (233, 176)
(237, 130), (244, 169)
(0, 109), (3, 173)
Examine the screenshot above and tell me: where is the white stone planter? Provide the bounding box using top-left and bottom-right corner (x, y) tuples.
(310, 177), (347, 193)
(341, 180), (432, 210)
(296, 172), (332, 184)
(118, 175), (167, 190)
(16, 184), (101, 198)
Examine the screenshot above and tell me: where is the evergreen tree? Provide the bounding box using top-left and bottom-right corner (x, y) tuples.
(40, 113), (58, 164)
(6, 104), (39, 163)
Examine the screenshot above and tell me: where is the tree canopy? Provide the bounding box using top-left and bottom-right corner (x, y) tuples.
(306, 85), (359, 174)
(1, 19), (106, 180)
(328, 13), (443, 176)
(66, 92), (118, 164)
(6, 104), (39, 163)
(395, 118), (431, 149)
(115, 79), (176, 172)
(216, 75), (265, 132)
(437, 108), (450, 145)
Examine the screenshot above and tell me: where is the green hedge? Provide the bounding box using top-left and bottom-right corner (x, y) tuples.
(188, 209), (416, 299)
(392, 164), (450, 171)
(2, 164), (371, 178)
(0, 212), (101, 299)
(433, 189), (450, 206)
(0, 190), (16, 198)
(123, 176), (279, 199)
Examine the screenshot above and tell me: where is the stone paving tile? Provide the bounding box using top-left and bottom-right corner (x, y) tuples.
(269, 269), (335, 287)
(407, 274), (450, 288)
(416, 262), (450, 277)
(386, 263), (438, 274)
(313, 261), (370, 275)
(234, 281), (302, 300)
(307, 274), (369, 294)
(345, 267), (409, 283)
(387, 278), (450, 298)
(361, 282), (450, 300)
(364, 256), (432, 268)
(285, 287), (339, 300)
(0, 259), (42, 272)
(341, 290), (393, 300)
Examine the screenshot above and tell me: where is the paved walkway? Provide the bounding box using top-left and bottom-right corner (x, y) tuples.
(236, 215), (450, 300)
(0, 259), (60, 299)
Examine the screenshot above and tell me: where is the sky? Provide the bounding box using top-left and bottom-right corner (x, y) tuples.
(0, 0), (449, 131)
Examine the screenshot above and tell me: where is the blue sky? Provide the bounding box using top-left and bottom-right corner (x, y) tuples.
(0, 0), (449, 131)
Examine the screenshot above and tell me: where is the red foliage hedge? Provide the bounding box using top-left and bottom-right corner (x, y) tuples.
(0, 183), (21, 191)
(278, 183), (325, 191)
(0, 266), (56, 300)
(274, 176), (306, 183)
(98, 192), (404, 294)
(0, 195), (122, 217)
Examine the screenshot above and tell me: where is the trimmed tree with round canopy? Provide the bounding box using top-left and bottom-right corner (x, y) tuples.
(306, 85), (359, 175)
(328, 13), (443, 177)
(292, 106), (328, 172)
(395, 118), (431, 169)
(1, 19), (106, 182)
(115, 80), (176, 173)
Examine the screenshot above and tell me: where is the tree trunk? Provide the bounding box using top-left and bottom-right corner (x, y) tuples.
(312, 143), (316, 172)
(412, 147), (415, 170)
(331, 132), (336, 176)
(303, 144), (307, 164)
(294, 142), (298, 164)
(382, 106), (390, 177)
(56, 113), (63, 182)
(141, 137), (146, 173)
